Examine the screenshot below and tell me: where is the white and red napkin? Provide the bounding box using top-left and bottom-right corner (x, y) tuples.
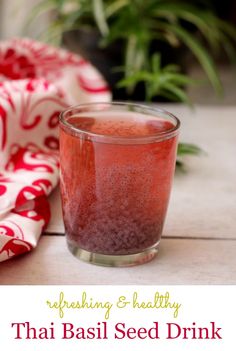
(0, 38), (111, 262)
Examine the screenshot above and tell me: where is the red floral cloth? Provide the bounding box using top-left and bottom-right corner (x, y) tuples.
(0, 38), (111, 262)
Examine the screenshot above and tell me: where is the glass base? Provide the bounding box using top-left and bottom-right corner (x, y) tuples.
(67, 241), (159, 267)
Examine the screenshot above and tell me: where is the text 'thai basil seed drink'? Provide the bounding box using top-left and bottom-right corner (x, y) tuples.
(59, 103), (180, 266)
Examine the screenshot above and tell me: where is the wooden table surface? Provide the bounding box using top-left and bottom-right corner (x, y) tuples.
(0, 105), (236, 284)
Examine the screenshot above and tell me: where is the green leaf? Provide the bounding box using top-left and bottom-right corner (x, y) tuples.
(125, 35), (137, 76)
(177, 143), (203, 156)
(117, 53), (196, 104)
(162, 83), (191, 105)
(92, 0), (109, 36)
(164, 23), (223, 95)
(163, 73), (197, 86)
(163, 64), (180, 73)
(154, 5), (220, 49)
(117, 71), (150, 87)
(151, 53), (161, 73)
(55, 0), (66, 9)
(215, 17), (236, 39)
(105, 0), (129, 18)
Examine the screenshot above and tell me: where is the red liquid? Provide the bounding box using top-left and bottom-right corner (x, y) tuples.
(60, 113), (178, 255)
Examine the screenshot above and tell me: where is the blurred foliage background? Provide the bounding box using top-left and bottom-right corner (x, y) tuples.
(0, 0), (236, 165)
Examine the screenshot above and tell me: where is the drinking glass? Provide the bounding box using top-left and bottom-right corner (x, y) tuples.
(59, 102), (180, 267)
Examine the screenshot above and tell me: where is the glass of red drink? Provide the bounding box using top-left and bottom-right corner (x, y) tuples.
(59, 102), (180, 266)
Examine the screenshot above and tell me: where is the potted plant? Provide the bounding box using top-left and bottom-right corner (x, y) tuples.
(29, 0), (236, 165)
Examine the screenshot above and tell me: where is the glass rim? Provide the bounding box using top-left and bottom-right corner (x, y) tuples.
(59, 102), (180, 143)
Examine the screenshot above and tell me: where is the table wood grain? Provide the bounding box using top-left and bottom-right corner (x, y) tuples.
(0, 236), (235, 285)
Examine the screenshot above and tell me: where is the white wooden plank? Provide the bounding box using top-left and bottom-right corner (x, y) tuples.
(165, 105), (236, 239)
(0, 236), (235, 284)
